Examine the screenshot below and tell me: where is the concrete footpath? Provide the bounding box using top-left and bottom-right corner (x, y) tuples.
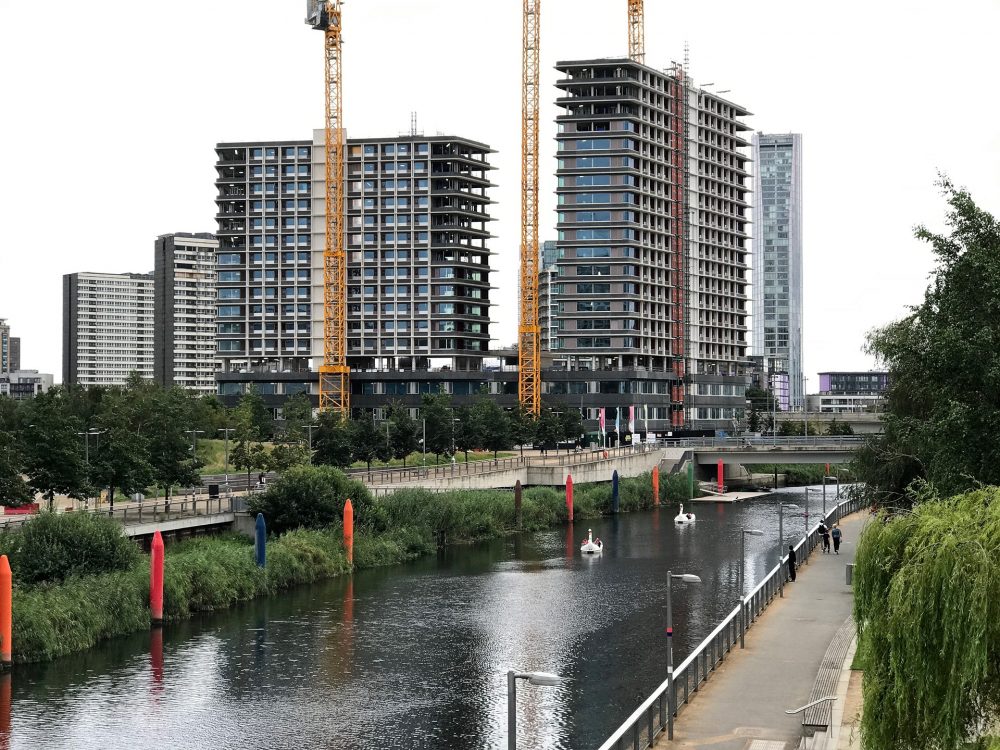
(655, 513), (867, 750)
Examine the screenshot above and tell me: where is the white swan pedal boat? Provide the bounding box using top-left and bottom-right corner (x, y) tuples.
(674, 504), (696, 525)
(580, 528), (604, 554)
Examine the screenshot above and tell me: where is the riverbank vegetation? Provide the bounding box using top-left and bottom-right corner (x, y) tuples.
(4, 466), (686, 663)
(851, 184), (1000, 749)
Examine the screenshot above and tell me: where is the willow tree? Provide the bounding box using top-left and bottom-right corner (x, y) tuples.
(854, 485), (1000, 750)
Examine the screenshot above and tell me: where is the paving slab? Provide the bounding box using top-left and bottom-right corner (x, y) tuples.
(654, 513), (868, 750)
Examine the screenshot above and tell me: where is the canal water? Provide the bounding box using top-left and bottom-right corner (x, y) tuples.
(4, 487), (836, 750)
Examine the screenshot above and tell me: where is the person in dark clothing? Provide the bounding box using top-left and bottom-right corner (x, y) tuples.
(787, 545), (797, 582)
(818, 522), (831, 553)
(831, 525), (843, 554)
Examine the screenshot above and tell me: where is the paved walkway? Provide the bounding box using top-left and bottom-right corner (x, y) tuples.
(655, 512), (868, 750)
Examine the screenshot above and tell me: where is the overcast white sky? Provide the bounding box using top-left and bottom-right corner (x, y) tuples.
(2, 0), (998, 387)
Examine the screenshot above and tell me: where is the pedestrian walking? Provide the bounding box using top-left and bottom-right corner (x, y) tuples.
(818, 521), (831, 553)
(831, 525), (842, 554)
(787, 545), (797, 582)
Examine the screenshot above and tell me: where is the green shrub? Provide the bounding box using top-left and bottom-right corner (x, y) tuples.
(12, 566), (149, 662)
(248, 464), (375, 534)
(0, 512), (141, 585)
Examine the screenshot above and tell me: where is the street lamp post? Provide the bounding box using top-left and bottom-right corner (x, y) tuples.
(76, 428), (106, 510)
(822, 474), (840, 518)
(184, 430), (205, 502)
(778, 503), (799, 598)
(803, 486), (810, 558)
(305, 424), (319, 463)
(217, 428), (235, 486)
(422, 418), (426, 467)
(740, 528), (764, 648)
(506, 670), (561, 750)
(666, 571), (701, 739)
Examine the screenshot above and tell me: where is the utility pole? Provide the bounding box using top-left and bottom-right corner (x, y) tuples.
(218, 428), (236, 485)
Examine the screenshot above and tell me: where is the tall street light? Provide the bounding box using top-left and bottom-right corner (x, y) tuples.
(740, 528), (765, 648)
(507, 669), (561, 750)
(778, 503), (799, 598)
(76, 428), (105, 510)
(822, 474), (840, 517)
(666, 571), (701, 739)
(217, 428), (236, 486)
(305, 424), (319, 463)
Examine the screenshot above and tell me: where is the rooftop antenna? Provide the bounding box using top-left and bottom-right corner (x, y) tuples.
(410, 111), (418, 137)
(683, 40), (690, 75)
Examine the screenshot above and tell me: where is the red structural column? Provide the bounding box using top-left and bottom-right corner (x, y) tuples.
(717, 460), (724, 493)
(150, 531), (164, 626)
(652, 466), (660, 506)
(565, 474), (574, 522)
(343, 499), (354, 565)
(825, 463), (830, 475)
(0, 556), (11, 669)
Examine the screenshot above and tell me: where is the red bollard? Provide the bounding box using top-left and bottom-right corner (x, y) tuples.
(717, 460), (724, 493)
(343, 499), (354, 565)
(825, 463), (830, 476)
(150, 531), (164, 626)
(566, 474), (574, 522)
(652, 466), (660, 506)
(0, 556), (10, 670)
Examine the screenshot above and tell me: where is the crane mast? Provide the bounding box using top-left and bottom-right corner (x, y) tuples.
(518, 0), (542, 416)
(306, 1), (349, 417)
(627, 0), (645, 63)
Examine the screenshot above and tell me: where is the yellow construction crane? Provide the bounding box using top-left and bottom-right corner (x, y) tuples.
(518, 0), (542, 416)
(306, 1), (350, 417)
(628, 0), (644, 63)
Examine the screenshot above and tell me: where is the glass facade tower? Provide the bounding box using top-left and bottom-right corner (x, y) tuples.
(752, 133), (803, 411)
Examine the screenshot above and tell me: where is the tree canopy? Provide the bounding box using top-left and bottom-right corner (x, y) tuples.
(856, 181), (1000, 508)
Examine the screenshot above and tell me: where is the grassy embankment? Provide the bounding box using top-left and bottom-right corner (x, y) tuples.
(5, 470), (687, 664)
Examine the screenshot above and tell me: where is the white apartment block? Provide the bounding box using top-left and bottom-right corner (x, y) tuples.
(63, 272), (154, 386)
(154, 233), (219, 394)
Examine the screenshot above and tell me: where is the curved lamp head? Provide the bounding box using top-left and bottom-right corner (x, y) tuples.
(781, 503), (799, 510)
(525, 672), (561, 686)
(744, 529), (765, 536)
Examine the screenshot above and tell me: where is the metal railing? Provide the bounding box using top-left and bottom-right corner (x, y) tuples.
(661, 436), (864, 449)
(360, 445), (650, 486)
(0, 494), (238, 532)
(596, 492), (866, 750)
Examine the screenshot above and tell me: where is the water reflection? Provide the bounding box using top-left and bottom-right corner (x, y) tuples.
(7, 488), (826, 749)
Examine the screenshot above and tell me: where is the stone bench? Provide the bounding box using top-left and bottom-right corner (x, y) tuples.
(803, 614), (855, 733)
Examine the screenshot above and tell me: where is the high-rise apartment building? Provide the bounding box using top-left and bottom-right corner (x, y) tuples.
(153, 233), (219, 394)
(314, 131), (495, 373)
(214, 141), (315, 381)
(63, 272), (155, 386)
(8, 337), (18, 373)
(0, 319), (12, 374)
(551, 58), (751, 433)
(213, 133), (496, 409)
(752, 133), (803, 411)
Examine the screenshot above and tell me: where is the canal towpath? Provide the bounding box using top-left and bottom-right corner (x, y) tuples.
(655, 512), (867, 750)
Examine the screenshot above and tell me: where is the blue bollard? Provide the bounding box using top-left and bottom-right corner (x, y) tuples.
(612, 470), (620, 513)
(254, 513), (266, 568)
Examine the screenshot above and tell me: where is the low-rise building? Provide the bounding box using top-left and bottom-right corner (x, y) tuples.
(0, 370), (53, 400)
